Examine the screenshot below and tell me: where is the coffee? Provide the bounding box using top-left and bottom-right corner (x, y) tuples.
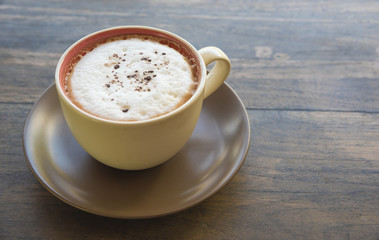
(65, 35), (198, 121)
(56, 26), (230, 169)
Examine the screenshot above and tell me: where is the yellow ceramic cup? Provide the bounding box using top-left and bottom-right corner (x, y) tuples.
(55, 26), (230, 170)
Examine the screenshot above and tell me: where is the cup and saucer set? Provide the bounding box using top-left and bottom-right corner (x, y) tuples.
(23, 26), (251, 219)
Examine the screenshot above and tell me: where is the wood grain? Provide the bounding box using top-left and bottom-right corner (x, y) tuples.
(1, 0), (379, 239)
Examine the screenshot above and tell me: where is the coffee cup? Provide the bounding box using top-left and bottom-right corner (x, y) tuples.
(55, 26), (230, 170)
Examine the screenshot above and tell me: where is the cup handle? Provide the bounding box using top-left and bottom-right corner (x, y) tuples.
(199, 47), (231, 99)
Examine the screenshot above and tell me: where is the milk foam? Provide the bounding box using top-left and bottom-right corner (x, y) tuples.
(66, 37), (197, 121)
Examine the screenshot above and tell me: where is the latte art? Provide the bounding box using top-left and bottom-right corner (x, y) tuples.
(65, 35), (197, 121)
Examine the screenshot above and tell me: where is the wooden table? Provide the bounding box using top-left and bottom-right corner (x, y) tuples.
(1, 0), (378, 239)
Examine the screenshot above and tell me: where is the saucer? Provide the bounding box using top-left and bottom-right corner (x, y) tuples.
(23, 83), (250, 219)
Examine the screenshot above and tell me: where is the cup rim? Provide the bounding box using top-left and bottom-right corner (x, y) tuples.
(55, 25), (206, 125)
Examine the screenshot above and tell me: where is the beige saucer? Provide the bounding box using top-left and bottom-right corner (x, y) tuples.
(23, 83), (250, 219)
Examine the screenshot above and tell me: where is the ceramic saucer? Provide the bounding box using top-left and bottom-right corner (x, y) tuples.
(23, 83), (250, 219)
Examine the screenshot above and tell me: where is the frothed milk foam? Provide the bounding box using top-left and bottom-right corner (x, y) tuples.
(65, 35), (197, 121)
